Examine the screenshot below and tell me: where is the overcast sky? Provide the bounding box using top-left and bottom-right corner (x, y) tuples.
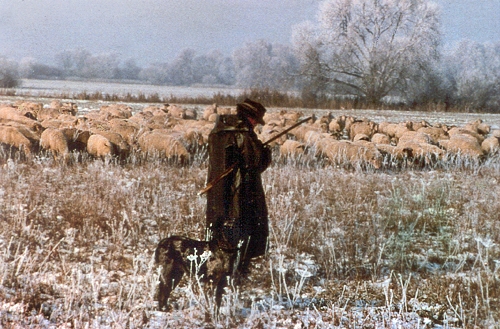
(0, 0), (499, 66)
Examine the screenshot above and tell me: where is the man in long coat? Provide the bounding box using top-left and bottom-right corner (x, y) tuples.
(205, 99), (272, 274)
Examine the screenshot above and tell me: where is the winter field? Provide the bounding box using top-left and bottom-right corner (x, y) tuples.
(1, 81), (500, 328)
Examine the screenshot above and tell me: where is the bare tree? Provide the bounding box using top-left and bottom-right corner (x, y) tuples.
(292, 0), (441, 104)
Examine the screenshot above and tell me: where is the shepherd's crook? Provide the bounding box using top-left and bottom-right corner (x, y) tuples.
(198, 116), (312, 195)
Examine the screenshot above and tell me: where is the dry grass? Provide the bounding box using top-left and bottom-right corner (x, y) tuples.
(1, 143), (499, 328)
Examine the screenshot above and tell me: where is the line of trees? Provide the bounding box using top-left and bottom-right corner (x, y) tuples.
(1, 0), (499, 112)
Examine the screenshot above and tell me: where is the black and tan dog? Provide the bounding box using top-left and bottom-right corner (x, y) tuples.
(154, 235), (239, 313)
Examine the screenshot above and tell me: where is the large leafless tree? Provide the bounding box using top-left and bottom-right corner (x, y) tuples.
(292, 0), (441, 103)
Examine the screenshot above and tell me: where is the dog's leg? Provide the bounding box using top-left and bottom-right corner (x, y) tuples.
(156, 239), (186, 312)
(158, 257), (185, 311)
(214, 274), (229, 316)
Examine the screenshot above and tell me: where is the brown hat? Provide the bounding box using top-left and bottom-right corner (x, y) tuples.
(236, 99), (266, 125)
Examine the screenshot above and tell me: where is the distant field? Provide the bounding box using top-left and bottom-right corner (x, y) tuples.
(16, 79), (245, 99)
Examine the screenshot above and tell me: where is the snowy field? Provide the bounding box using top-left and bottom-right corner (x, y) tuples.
(1, 81), (500, 328)
(16, 79), (245, 99)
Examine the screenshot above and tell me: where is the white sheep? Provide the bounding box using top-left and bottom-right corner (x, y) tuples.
(87, 134), (113, 159)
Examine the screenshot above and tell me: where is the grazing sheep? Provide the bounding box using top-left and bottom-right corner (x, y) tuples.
(397, 131), (434, 146)
(348, 120), (378, 140)
(40, 128), (69, 161)
(51, 101), (78, 116)
(481, 136), (499, 154)
(87, 134), (113, 159)
(319, 139), (382, 169)
(438, 134), (484, 158)
(137, 130), (189, 163)
(167, 104), (186, 119)
(61, 128), (91, 152)
(447, 127), (485, 144)
(280, 139), (306, 157)
(0, 125), (34, 156)
(465, 119), (490, 136)
(202, 103), (218, 121)
(99, 104), (133, 120)
(15, 101), (43, 119)
(0, 106), (43, 133)
(378, 121), (412, 140)
(90, 130), (130, 159)
(371, 133), (391, 145)
(395, 140), (445, 166)
(417, 126), (449, 144)
(37, 107), (62, 121)
(108, 118), (142, 146)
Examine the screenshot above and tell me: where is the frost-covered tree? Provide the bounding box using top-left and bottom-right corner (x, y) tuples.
(442, 40), (500, 112)
(167, 48), (196, 86)
(117, 58), (141, 80)
(55, 48), (91, 77)
(292, 0), (441, 103)
(80, 52), (120, 79)
(191, 50), (235, 85)
(233, 40), (299, 90)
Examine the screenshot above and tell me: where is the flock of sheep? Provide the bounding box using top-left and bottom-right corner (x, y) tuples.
(0, 100), (499, 168)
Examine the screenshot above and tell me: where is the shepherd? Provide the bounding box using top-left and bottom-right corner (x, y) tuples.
(205, 99), (272, 275)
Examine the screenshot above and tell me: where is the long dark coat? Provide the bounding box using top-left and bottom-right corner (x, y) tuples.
(205, 114), (271, 263)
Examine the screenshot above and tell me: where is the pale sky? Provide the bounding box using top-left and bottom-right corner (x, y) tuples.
(0, 0), (498, 66)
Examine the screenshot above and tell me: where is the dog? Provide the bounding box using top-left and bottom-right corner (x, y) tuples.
(154, 235), (239, 313)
